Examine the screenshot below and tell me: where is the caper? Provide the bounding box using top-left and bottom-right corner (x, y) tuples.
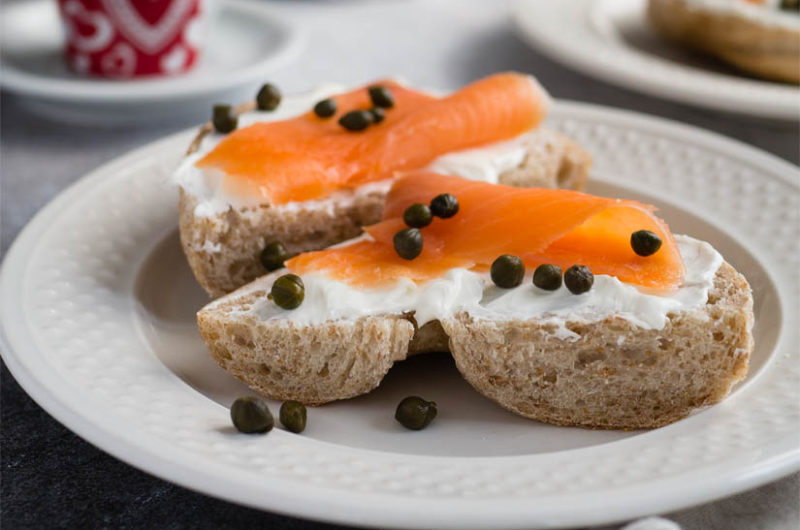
(490, 254), (525, 288)
(279, 400), (307, 433)
(403, 203), (433, 228)
(368, 85), (395, 108)
(393, 228), (423, 260)
(533, 264), (562, 290)
(260, 241), (289, 271)
(212, 104), (237, 133)
(564, 265), (594, 295)
(230, 396), (274, 434)
(395, 396), (437, 430)
(370, 106), (386, 124)
(630, 230), (662, 257)
(256, 83), (281, 111)
(271, 274), (304, 309)
(779, 0), (798, 11)
(429, 193), (459, 219)
(313, 98), (337, 118)
(339, 110), (372, 131)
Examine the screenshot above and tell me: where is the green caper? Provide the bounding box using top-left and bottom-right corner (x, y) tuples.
(212, 104), (237, 133)
(260, 241), (289, 271)
(630, 230), (663, 257)
(368, 85), (395, 108)
(393, 228), (423, 260)
(779, 0), (798, 11)
(271, 274), (304, 309)
(533, 264), (562, 290)
(370, 106), (386, 124)
(339, 110), (373, 131)
(279, 400), (307, 433)
(403, 203), (433, 228)
(564, 265), (594, 295)
(256, 83), (281, 111)
(490, 254), (525, 288)
(429, 193), (459, 218)
(395, 396), (437, 430)
(313, 98), (337, 118)
(230, 396), (274, 434)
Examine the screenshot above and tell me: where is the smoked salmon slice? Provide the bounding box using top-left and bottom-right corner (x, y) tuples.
(196, 72), (549, 205)
(287, 172), (686, 291)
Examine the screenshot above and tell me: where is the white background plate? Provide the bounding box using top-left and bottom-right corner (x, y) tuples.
(513, 0), (800, 121)
(0, 0), (303, 125)
(1, 100), (798, 529)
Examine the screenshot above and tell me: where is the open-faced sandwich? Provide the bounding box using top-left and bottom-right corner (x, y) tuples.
(175, 72), (592, 297)
(197, 171), (754, 430)
(648, 0), (800, 83)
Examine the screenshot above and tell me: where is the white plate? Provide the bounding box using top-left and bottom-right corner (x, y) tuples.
(1, 99), (798, 529)
(0, 0), (303, 125)
(513, 0), (800, 121)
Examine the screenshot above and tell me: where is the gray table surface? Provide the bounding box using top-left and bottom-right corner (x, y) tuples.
(1, 1), (798, 529)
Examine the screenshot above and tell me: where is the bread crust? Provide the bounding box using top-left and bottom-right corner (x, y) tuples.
(197, 262), (753, 428)
(648, 0), (800, 84)
(179, 130), (591, 298)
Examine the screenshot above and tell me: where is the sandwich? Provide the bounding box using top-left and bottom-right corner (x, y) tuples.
(175, 72), (592, 297)
(197, 172), (754, 430)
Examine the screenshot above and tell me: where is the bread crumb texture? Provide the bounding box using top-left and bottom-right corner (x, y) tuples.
(198, 262), (753, 429)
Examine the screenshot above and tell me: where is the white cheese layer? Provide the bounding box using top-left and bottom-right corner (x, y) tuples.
(173, 82), (543, 219)
(681, 0), (800, 29)
(233, 235), (723, 334)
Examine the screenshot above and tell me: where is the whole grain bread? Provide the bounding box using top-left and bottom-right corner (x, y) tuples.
(648, 0), (800, 84)
(197, 261), (753, 428)
(180, 129), (591, 298)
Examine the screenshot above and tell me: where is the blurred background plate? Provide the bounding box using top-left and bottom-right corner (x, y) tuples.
(0, 0), (304, 125)
(513, 0), (799, 121)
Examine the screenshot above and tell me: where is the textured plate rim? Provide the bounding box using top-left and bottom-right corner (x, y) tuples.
(0, 0), (305, 103)
(1, 101), (798, 529)
(512, 0), (800, 121)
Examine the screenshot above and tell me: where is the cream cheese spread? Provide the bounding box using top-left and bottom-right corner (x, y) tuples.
(682, 0), (800, 29)
(234, 235), (722, 335)
(173, 83), (539, 218)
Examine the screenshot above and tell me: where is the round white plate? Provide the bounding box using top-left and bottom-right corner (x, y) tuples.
(0, 0), (303, 125)
(1, 100), (798, 529)
(513, 0), (800, 121)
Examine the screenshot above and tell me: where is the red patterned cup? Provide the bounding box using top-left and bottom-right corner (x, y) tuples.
(57, 0), (206, 78)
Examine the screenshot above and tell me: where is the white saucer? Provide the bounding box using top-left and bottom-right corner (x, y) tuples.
(513, 0), (800, 121)
(1, 95), (798, 528)
(0, 0), (304, 125)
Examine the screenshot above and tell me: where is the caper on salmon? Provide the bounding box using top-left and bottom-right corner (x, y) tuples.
(393, 228), (423, 260)
(212, 104), (238, 133)
(533, 264), (562, 291)
(339, 110), (373, 131)
(230, 396), (274, 434)
(313, 98), (337, 118)
(368, 85), (395, 108)
(279, 400), (307, 433)
(564, 265), (593, 295)
(630, 230), (662, 257)
(270, 274), (305, 309)
(370, 106), (386, 124)
(780, 0), (798, 11)
(395, 396), (437, 430)
(491, 254), (525, 288)
(256, 83), (281, 111)
(260, 241), (289, 271)
(429, 193), (459, 218)
(403, 203), (433, 228)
